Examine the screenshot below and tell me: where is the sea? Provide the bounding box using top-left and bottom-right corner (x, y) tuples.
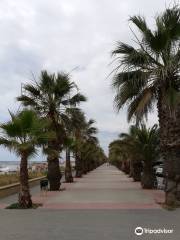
(0, 161), (20, 171)
(0, 161), (45, 173)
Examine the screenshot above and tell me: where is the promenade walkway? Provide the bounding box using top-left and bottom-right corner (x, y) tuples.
(0, 164), (180, 240)
(0, 164), (164, 209)
(31, 164), (164, 209)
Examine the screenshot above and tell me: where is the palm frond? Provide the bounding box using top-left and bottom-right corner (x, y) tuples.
(69, 93), (87, 105)
(162, 6), (180, 41)
(24, 84), (40, 97)
(0, 138), (19, 153)
(17, 95), (37, 107)
(127, 87), (156, 121)
(129, 15), (149, 33)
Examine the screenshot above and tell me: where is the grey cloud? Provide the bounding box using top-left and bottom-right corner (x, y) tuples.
(0, 0), (171, 159)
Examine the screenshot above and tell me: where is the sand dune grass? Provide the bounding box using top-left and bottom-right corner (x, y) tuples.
(0, 172), (45, 187)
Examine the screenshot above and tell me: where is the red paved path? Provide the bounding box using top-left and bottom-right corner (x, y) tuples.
(32, 164), (164, 209)
(0, 165), (164, 209)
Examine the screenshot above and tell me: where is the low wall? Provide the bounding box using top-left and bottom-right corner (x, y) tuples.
(0, 176), (46, 199)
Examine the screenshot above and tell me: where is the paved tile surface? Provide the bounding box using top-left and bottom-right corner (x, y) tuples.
(0, 174), (67, 205)
(0, 164), (179, 240)
(0, 165), (164, 210)
(0, 209), (179, 240)
(38, 164), (164, 209)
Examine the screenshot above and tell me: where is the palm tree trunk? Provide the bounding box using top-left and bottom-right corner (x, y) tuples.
(158, 90), (180, 205)
(118, 161), (122, 170)
(19, 153), (32, 208)
(122, 160), (130, 174)
(65, 148), (73, 183)
(129, 159), (134, 177)
(89, 161), (93, 172)
(83, 159), (89, 174)
(47, 155), (61, 190)
(132, 161), (142, 182)
(164, 149), (178, 205)
(47, 141), (62, 190)
(141, 162), (154, 189)
(176, 174), (180, 201)
(75, 152), (82, 178)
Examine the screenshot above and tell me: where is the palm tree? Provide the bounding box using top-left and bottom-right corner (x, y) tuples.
(109, 140), (124, 170)
(0, 110), (51, 208)
(112, 6), (180, 205)
(64, 137), (74, 183)
(81, 119), (98, 174)
(109, 124), (159, 188)
(81, 141), (102, 172)
(70, 111), (98, 177)
(119, 126), (142, 181)
(134, 124), (159, 188)
(17, 71), (86, 190)
(65, 108), (86, 178)
(64, 102), (87, 182)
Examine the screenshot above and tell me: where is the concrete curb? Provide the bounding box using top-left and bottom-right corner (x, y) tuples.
(0, 176), (46, 198)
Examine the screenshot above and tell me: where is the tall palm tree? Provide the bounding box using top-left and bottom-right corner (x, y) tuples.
(65, 109), (87, 178)
(112, 6), (180, 205)
(119, 126), (142, 181)
(96, 147), (107, 167)
(82, 119), (98, 173)
(109, 124), (159, 188)
(81, 141), (100, 173)
(0, 110), (51, 208)
(17, 71), (86, 190)
(64, 102), (87, 182)
(109, 140), (124, 170)
(72, 113), (98, 177)
(134, 124), (159, 188)
(64, 138), (74, 183)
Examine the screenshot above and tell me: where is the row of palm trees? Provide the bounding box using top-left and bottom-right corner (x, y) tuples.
(109, 124), (159, 189)
(0, 71), (106, 208)
(111, 5), (180, 206)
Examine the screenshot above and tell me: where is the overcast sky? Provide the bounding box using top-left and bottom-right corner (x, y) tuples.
(0, 0), (174, 161)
